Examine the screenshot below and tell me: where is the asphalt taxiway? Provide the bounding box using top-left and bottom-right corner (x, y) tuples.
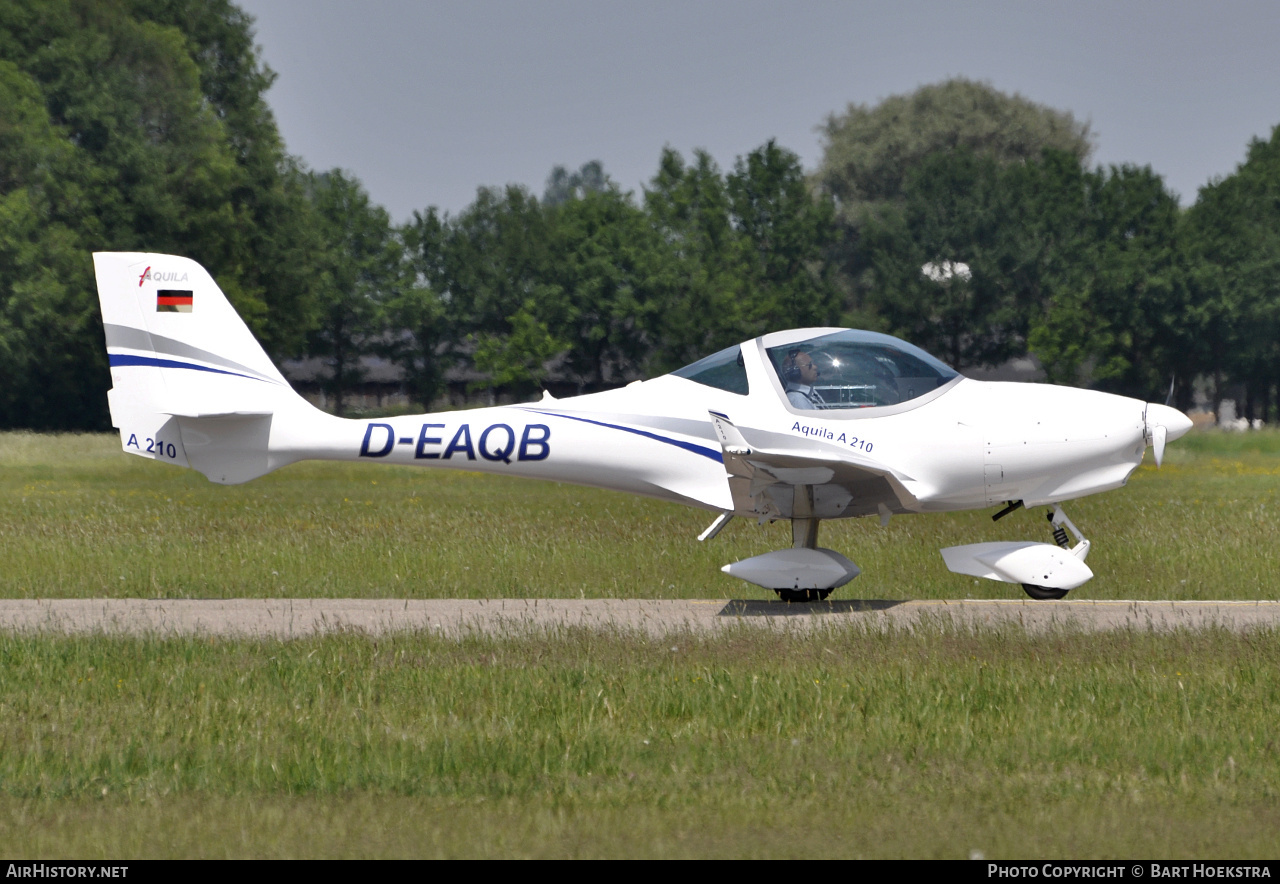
(1, 598), (1278, 638)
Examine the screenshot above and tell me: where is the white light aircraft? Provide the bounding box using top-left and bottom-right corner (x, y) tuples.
(94, 252), (1193, 601)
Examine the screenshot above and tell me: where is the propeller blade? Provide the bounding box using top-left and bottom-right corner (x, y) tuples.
(1165, 374), (1175, 407)
(1144, 402), (1192, 468)
(1152, 424), (1167, 468)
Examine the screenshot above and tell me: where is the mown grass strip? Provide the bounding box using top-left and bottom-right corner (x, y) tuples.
(1, 626), (1279, 857)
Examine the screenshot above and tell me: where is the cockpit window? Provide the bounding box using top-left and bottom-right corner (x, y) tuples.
(671, 344), (750, 395)
(766, 330), (959, 410)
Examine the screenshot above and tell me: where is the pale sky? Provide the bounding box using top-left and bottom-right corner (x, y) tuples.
(236, 0), (1280, 223)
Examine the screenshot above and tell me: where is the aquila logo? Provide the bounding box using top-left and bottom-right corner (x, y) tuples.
(137, 266), (189, 287)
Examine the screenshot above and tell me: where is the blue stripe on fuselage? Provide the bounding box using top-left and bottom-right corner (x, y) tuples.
(526, 409), (723, 463)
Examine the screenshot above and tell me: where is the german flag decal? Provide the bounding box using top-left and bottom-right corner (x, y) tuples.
(157, 290), (193, 313)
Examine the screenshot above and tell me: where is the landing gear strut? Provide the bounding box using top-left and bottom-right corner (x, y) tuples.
(774, 486), (827, 602)
(714, 486), (861, 602)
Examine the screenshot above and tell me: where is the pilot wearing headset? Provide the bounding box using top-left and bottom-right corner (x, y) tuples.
(782, 349), (826, 409)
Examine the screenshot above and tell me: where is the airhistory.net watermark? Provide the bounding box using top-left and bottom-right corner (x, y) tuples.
(6, 866), (128, 878)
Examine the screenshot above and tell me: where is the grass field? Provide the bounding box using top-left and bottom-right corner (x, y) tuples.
(3, 430), (1280, 858)
(2, 430), (1280, 601)
(3, 626), (1280, 858)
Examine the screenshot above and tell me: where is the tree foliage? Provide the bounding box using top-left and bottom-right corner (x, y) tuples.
(727, 139), (840, 333)
(857, 142), (1193, 398)
(815, 77), (1094, 222)
(543, 160), (608, 207)
(858, 148), (1013, 368)
(0, 0), (321, 429)
(304, 170), (416, 416)
(393, 207), (450, 408)
(1029, 163), (1192, 401)
(643, 148), (745, 371)
(545, 184), (660, 387)
(1182, 125), (1280, 419)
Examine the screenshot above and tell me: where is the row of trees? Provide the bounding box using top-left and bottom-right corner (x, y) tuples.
(288, 140), (839, 414)
(2, 2), (1279, 428)
(330, 139), (840, 412)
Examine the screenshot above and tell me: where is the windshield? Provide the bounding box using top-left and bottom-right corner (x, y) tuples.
(670, 344), (749, 395)
(765, 330), (959, 410)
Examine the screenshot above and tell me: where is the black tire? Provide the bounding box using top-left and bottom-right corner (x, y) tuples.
(775, 587), (833, 603)
(1021, 583), (1069, 601)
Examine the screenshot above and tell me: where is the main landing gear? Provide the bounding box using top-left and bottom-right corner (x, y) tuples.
(775, 501), (828, 603)
(709, 486), (861, 603)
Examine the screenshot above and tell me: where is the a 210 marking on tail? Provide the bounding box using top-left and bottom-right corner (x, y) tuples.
(124, 433), (179, 460)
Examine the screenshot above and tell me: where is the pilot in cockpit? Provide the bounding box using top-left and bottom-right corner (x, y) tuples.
(782, 349), (825, 409)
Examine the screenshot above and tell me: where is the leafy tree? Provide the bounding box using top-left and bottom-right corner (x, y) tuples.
(0, 0), (323, 429)
(543, 160), (609, 207)
(441, 185), (553, 342)
(727, 139), (840, 333)
(852, 147), (1100, 370)
(434, 185), (559, 399)
(814, 79), (1096, 345)
(1028, 164), (1192, 400)
(855, 141), (1191, 393)
(304, 170), (408, 416)
(815, 78), (1094, 223)
(545, 184), (662, 388)
(0, 3), (243, 428)
(471, 305), (565, 397)
(0, 59), (93, 428)
(858, 148), (1013, 368)
(1183, 125), (1280, 420)
(392, 207), (451, 408)
(643, 148), (747, 371)
(127, 0), (324, 357)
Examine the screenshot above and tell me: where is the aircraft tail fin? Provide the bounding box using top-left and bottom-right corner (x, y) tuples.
(93, 252), (314, 484)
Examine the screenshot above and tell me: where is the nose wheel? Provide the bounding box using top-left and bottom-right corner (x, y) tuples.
(1021, 507), (1090, 601)
(1021, 583), (1069, 600)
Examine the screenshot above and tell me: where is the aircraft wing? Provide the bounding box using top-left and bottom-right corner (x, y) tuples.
(708, 411), (920, 521)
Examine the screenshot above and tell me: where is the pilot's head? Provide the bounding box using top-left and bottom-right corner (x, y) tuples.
(784, 349), (820, 386)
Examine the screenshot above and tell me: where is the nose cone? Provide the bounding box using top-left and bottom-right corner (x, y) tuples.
(1146, 403), (1193, 441)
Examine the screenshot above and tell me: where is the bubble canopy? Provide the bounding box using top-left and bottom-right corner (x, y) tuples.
(763, 329), (960, 410)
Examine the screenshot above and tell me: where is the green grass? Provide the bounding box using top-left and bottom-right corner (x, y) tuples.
(1, 430), (1278, 600)
(2, 626), (1280, 858)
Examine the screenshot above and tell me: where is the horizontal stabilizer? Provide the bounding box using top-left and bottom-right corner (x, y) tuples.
(162, 408), (273, 419)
